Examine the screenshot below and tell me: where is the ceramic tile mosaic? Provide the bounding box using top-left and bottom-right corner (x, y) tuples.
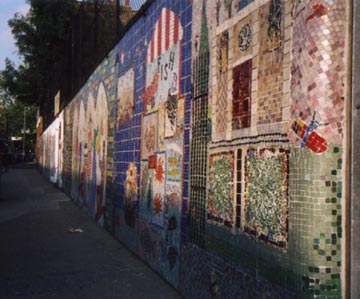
(39, 116), (62, 184)
(63, 106), (72, 192)
(65, 0), (193, 289)
(208, 151), (235, 227)
(289, 146), (343, 297)
(215, 73), (229, 134)
(117, 68), (134, 127)
(244, 147), (289, 249)
(188, 51), (210, 247)
(232, 59), (252, 129)
(238, 23), (252, 52)
(238, 0), (254, 11)
(290, 0), (346, 146)
(257, 0), (284, 125)
(38, 0), (350, 297)
(60, 59), (112, 227)
(215, 31), (229, 134)
(179, 244), (296, 299)
(134, 2), (192, 288)
(230, 15), (253, 62)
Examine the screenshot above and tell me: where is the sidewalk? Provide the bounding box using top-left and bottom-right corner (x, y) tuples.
(0, 164), (182, 299)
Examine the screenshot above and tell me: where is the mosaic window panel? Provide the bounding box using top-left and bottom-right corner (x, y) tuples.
(216, 72), (228, 134)
(165, 92), (179, 138)
(117, 68), (134, 127)
(141, 111), (158, 160)
(244, 148), (289, 249)
(140, 160), (153, 224)
(257, 0), (284, 125)
(166, 143), (182, 182)
(165, 182), (181, 215)
(238, 0), (254, 11)
(219, 31), (229, 74)
(267, 0), (282, 51)
(152, 152), (166, 227)
(215, 32), (229, 134)
(208, 151), (235, 228)
(232, 60), (252, 130)
(231, 17), (253, 63)
(124, 163), (138, 228)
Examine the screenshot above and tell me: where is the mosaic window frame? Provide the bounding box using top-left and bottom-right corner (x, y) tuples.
(232, 59), (252, 130)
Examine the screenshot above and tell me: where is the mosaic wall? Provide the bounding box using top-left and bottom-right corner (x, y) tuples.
(38, 0), (349, 297)
(112, 1), (192, 288)
(288, 0), (346, 297)
(40, 113), (63, 186)
(181, 0), (347, 298)
(69, 82), (109, 223)
(61, 55), (116, 229)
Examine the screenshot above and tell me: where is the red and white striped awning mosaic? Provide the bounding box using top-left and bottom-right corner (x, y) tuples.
(146, 8), (183, 65)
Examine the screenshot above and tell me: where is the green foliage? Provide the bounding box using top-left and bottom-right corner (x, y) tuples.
(0, 96), (37, 149)
(0, 0), (77, 106)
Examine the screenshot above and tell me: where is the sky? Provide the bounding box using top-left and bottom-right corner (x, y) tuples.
(0, 0), (30, 70)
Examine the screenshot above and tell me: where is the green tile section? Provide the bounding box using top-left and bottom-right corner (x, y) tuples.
(289, 146), (343, 297)
(203, 146), (343, 297)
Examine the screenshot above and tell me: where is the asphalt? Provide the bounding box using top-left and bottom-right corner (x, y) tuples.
(0, 163), (182, 299)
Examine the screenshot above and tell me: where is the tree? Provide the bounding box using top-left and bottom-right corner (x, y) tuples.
(1, 0), (136, 131)
(0, 60), (37, 151)
(4, 0), (77, 106)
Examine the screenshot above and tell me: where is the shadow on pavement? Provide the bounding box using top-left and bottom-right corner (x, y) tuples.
(0, 167), (182, 299)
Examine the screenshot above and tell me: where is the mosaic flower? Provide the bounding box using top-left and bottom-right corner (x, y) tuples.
(238, 24), (251, 51)
(155, 157), (165, 183)
(154, 193), (163, 215)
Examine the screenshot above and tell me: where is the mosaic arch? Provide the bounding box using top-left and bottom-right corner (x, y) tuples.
(70, 82), (108, 224)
